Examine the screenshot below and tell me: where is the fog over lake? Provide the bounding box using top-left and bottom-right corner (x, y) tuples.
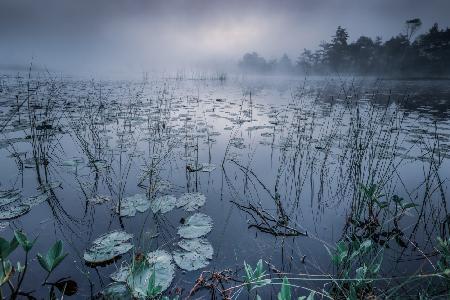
(1, 1), (450, 299)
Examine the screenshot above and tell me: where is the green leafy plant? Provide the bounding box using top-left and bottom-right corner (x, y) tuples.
(278, 277), (292, 300)
(276, 277), (315, 300)
(326, 238), (382, 299)
(146, 268), (163, 298)
(37, 240), (67, 275)
(437, 237), (450, 277)
(243, 259), (271, 289)
(0, 230), (74, 299)
(14, 230), (36, 253)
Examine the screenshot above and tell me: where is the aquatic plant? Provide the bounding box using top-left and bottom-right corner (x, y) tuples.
(0, 230), (74, 299)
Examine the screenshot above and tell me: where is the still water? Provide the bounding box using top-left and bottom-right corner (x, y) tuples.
(0, 74), (449, 298)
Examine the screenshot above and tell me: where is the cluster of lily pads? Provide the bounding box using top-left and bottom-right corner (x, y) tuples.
(84, 192), (214, 298)
(0, 183), (59, 222)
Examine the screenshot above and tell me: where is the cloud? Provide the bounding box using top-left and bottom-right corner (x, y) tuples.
(1, 0), (449, 75)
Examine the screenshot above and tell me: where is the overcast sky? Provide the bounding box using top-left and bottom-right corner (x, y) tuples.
(0, 0), (449, 76)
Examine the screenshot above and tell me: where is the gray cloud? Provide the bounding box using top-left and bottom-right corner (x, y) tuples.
(1, 0), (449, 76)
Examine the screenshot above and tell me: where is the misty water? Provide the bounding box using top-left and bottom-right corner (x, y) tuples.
(0, 74), (450, 298)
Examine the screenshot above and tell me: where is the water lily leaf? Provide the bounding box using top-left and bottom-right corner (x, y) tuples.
(22, 193), (49, 207)
(89, 195), (111, 205)
(62, 157), (84, 167)
(83, 231), (133, 264)
(146, 250), (175, 292)
(110, 266), (130, 283)
(127, 259), (153, 299)
(0, 190), (21, 206)
(173, 238), (213, 271)
(177, 238), (213, 259)
(0, 203), (30, 220)
(151, 195), (177, 214)
(173, 250), (209, 271)
(117, 194), (150, 217)
(176, 193), (206, 212)
(177, 213), (213, 239)
(97, 283), (131, 299)
(199, 163), (216, 172)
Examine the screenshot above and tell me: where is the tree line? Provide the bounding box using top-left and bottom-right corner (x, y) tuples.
(238, 19), (450, 77)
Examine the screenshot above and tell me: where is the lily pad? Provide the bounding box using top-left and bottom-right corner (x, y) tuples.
(146, 250), (175, 292)
(97, 283), (131, 299)
(83, 231), (133, 264)
(0, 190), (21, 206)
(0, 189), (50, 220)
(199, 163), (216, 172)
(110, 266), (130, 283)
(126, 250), (174, 298)
(177, 213), (213, 239)
(22, 193), (49, 206)
(178, 238), (213, 259)
(117, 194), (150, 217)
(89, 195), (111, 205)
(62, 157), (84, 167)
(173, 251), (209, 271)
(0, 203), (30, 220)
(176, 193), (206, 212)
(150, 195), (177, 214)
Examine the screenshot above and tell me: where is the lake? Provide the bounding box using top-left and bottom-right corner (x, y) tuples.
(0, 74), (449, 299)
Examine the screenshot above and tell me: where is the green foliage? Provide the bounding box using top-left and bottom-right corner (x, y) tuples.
(146, 268), (163, 298)
(277, 277), (315, 300)
(243, 259), (271, 289)
(326, 238), (382, 299)
(0, 230), (74, 298)
(277, 277), (291, 300)
(0, 260), (12, 286)
(14, 230), (36, 252)
(0, 235), (18, 259)
(36, 240), (67, 273)
(437, 237), (450, 276)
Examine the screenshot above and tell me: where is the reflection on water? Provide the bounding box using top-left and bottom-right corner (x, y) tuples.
(0, 74), (449, 298)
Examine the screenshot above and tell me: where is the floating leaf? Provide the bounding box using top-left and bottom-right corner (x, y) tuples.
(0, 202), (30, 220)
(127, 260), (154, 299)
(173, 238), (213, 271)
(110, 266), (130, 283)
(176, 193), (206, 212)
(0, 190), (21, 206)
(89, 195), (111, 205)
(22, 193), (49, 207)
(177, 213), (213, 239)
(62, 157), (84, 166)
(199, 163), (216, 172)
(84, 231), (133, 264)
(146, 250), (175, 292)
(173, 251), (209, 271)
(117, 194), (150, 217)
(97, 283), (131, 299)
(177, 238), (213, 259)
(151, 195), (177, 214)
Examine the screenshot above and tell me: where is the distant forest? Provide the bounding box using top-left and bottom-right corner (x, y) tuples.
(238, 19), (450, 77)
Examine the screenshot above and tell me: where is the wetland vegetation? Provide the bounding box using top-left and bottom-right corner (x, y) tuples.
(0, 72), (449, 299)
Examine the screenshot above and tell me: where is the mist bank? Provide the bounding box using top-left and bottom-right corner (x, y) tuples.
(238, 20), (450, 78)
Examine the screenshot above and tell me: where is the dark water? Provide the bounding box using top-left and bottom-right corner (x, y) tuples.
(0, 74), (449, 298)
